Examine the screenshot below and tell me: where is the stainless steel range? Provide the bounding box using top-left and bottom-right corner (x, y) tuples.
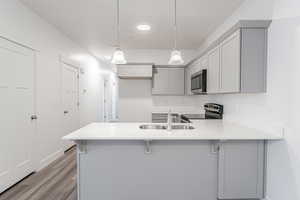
(151, 103), (223, 123)
(180, 103), (223, 122)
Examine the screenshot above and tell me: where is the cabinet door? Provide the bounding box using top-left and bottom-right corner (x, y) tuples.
(201, 55), (208, 68)
(168, 68), (185, 95)
(185, 65), (192, 95)
(152, 68), (169, 95)
(220, 30), (241, 93)
(79, 141), (218, 200)
(118, 65), (152, 78)
(218, 141), (265, 199)
(194, 59), (202, 71)
(207, 46), (220, 93)
(152, 68), (184, 95)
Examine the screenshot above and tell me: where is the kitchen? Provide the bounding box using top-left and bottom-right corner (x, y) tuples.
(0, 0), (299, 200)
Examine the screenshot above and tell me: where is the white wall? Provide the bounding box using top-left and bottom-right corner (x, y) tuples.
(0, 0), (113, 170)
(118, 79), (153, 122)
(124, 49), (197, 65)
(195, 0), (300, 199)
(117, 49), (203, 122)
(118, 79), (210, 122)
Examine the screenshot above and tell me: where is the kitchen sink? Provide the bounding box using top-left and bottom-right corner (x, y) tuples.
(139, 124), (194, 130)
(171, 125), (195, 130)
(139, 125), (167, 130)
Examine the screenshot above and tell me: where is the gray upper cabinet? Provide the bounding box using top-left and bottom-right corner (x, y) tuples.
(168, 68), (185, 95)
(185, 65), (193, 95)
(218, 141), (265, 199)
(219, 30), (240, 93)
(240, 28), (267, 92)
(207, 46), (220, 93)
(152, 68), (169, 94)
(152, 67), (185, 95)
(188, 20), (270, 94)
(117, 64), (153, 79)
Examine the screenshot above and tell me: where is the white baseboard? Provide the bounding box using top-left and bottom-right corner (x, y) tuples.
(37, 149), (64, 171)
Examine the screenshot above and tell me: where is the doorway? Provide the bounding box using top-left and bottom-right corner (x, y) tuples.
(61, 62), (79, 150)
(0, 38), (36, 193)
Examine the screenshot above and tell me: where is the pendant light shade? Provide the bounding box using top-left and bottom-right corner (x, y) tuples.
(168, 50), (184, 65)
(111, 0), (127, 64)
(111, 48), (127, 64)
(169, 0), (184, 65)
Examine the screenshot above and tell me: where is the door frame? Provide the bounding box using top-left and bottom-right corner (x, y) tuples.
(60, 55), (80, 111)
(103, 79), (108, 122)
(60, 56), (80, 150)
(0, 36), (37, 192)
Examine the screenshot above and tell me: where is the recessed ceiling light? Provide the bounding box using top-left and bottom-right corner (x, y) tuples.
(136, 24), (151, 31)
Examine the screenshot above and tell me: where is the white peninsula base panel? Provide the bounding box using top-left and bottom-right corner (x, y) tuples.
(76, 140), (265, 200)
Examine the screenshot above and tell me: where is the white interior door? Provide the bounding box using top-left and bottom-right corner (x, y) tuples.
(62, 63), (79, 150)
(0, 38), (35, 193)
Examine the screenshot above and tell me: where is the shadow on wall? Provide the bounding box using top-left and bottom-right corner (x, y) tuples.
(267, 139), (300, 200)
(265, 16), (300, 200)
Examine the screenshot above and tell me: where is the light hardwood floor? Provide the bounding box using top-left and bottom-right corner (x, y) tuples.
(0, 147), (77, 200)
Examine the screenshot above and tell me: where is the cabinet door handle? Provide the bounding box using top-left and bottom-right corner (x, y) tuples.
(31, 115), (38, 120)
(211, 141), (220, 154)
(64, 110), (69, 114)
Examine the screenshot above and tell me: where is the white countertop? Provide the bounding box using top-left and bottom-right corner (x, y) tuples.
(63, 121), (283, 141)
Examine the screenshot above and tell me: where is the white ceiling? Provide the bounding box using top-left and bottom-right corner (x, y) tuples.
(20, 0), (244, 57)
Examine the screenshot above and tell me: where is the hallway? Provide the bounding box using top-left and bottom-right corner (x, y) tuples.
(0, 148), (77, 200)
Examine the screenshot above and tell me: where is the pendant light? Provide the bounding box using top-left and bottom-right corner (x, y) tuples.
(111, 0), (127, 64)
(168, 0), (184, 65)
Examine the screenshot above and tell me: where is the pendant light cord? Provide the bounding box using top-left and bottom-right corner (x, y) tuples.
(173, 0), (177, 50)
(116, 0), (120, 48)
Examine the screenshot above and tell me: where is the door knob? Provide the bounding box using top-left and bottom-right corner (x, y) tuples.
(31, 115), (38, 120)
(64, 110), (69, 114)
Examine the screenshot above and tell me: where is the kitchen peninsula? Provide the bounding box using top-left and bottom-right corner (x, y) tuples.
(63, 121), (282, 200)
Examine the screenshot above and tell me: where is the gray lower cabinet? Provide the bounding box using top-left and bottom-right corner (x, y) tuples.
(78, 141), (218, 200)
(77, 140), (266, 200)
(218, 141), (265, 199)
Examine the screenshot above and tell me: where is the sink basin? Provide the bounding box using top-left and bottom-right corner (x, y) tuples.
(139, 124), (167, 130)
(139, 124), (194, 130)
(171, 125), (195, 130)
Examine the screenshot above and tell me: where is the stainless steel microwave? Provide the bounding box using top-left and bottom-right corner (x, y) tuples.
(191, 69), (207, 94)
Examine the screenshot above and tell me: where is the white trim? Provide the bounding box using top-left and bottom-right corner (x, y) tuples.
(0, 35), (38, 51)
(61, 59), (81, 150)
(60, 55), (81, 68)
(37, 149), (64, 171)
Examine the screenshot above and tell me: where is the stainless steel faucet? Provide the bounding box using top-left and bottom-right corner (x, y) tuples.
(167, 109), (172, 131)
